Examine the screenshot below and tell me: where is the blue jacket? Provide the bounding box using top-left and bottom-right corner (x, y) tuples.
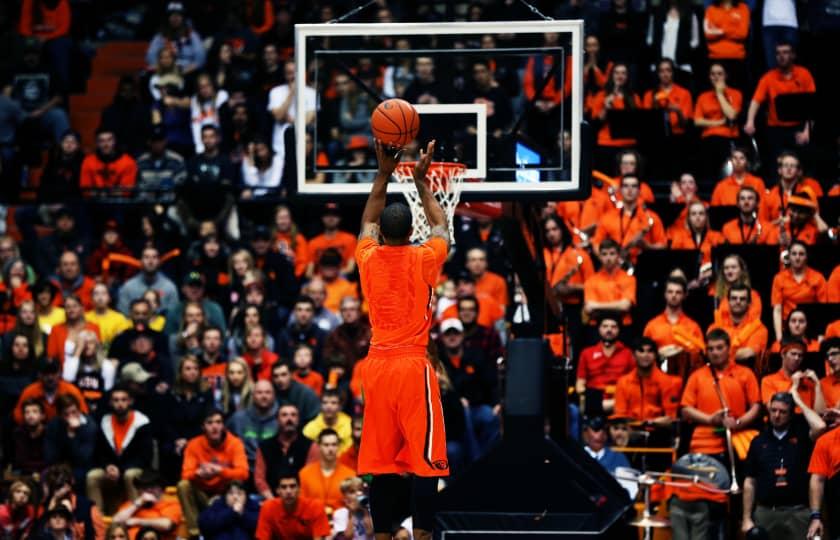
(198, 496), (260, 540)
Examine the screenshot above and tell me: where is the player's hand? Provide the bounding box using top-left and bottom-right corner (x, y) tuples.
(413, 140), (436, 183)
(374, 138), (404, 176)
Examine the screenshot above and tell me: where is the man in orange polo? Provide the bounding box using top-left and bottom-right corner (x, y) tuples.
(355, 140), (448, 540)
(643, 277), (704, 359)
(465, 247), (508, 309)
(681, 328), (761, 459)
(744, 43), (816, 164)
(256, 472), (331, 540)
(299, 428), (355, 514)
(708, 284), (769, 364)
(642, 59), (692, 178)
(761, 337), (824, 412)
(710, 147), (766, 208)
(592, 175), (666, 263)
(763, 152), (824, 221)
(819, 338), (840, 410)
(721, 186), (776, 244)
(583, 239), (636, 327)
(613, 337), (681, 424)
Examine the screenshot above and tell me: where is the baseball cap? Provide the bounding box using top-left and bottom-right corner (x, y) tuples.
(252, 225), (272, 240)
(166, 1), (185, 13)
(583, 415), (606, 431)
(440, 318), (464, 334)
(182, 271), (205, 287)
(788, 189), (818, 210)
(120, 363), (151, 384)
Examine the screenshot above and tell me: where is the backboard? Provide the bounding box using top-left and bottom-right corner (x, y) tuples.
(293, 20), (587, 201)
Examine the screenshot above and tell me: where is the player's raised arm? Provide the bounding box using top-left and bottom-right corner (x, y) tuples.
(360, 139), (403, 240)
(413, 140), (449, 244)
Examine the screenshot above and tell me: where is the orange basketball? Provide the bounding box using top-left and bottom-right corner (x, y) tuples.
(370, 98), (420, 148)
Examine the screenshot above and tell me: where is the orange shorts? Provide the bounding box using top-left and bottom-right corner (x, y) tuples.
(358, 352), (449, 477)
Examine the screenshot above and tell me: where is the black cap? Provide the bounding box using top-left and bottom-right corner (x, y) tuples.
(46, 505), (74, 521)
(583, 415), (606, 431)
(455, 270), (475, 284)
(253, 225), (272, 240)
(319, 248), (342, 267)
(54, 206), (74, 220)
(182, 271), (205, 287)
(38, 358), (61, 375)
(149, 124), (167, 141)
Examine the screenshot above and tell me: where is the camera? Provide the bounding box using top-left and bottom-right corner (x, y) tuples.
(357, 494), (370, 508)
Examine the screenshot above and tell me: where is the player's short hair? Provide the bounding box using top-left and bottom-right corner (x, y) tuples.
(380, 202), (412, 241)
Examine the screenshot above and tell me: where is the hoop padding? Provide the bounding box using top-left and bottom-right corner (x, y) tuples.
(394, 162), (465, 244)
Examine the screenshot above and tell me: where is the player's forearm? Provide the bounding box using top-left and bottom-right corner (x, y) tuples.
(360, 172), (390, 226)
(414, 177), (446, 229)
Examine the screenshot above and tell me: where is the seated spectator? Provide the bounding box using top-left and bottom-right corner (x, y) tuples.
(39, 463), (105, 539)
(466, 247), (508, 309)
(277, 296), (328, 370)
(0, 480), (36, 540)
(819, 338), (840, 409)
(227, 249), (257, 308)
(117, 247), (179, 316)
(331, 476), (374, 540)
(157, 355), (214, 483)
(0, 332), (38, 416)
(31, 505), (77, 540)
(771, 241), (827, 341)
(267, 59), (316, 153)
(764, 151), (824, 222)
(62, 329), (116, 413)
(642, 58), (693, 177)
(643, 277), (705, 359)
(112, 471), (182, 540)
(165, 271), (226, 336)
(307, 204), (357, 277)
(3, 298), (45, 356)
(79, 128), (138, 193)
(197, 325), (227, 378)
(713, 254), (763, 325)
(581, 415), (630, 475)
(86, 384), (153, 513)
(589, 63), (641, 170)
(226, 304), (273, 358)
(247, 226), (298, 314)
(85, 220), (135, 287)
(709, 283), (770, 363)
(9, 398), (47, 475)
(696, 65), (743, 179)
(46, 294), (100, 364)
(85, 283), (131, 350)
(323, 297), (371, 373)
(256, 472), (330, 540)
(770, 308), (821, 354)
(226, 380), (278, 468)
(44, 394), (97, 485)
(142, 290), (167, 332)
(273, 204), (310, 279)
(255, 403), (316, 500)
(15, 358), (88, 425)
(299, 277), (342, 333)
(198, 480), (259, 540)
(576, 314), (634, 416)
(136, 125), (187, 198)
(721, 186), (776, 244)
(190, 74), (228, 154)
(338, 416), (363, 473)
(178, 409), (249, 538)
(299, 429), (356, 513)
(761, 337), (823, 410)
(614, 338), (681, 424)
(110, 299), (173, 384)
(583, 239), (636, 327)
(218, 357), (253, 417)
(48, 249), (95, 310)
(100, 75), (151, 157)
(241, 137), (285, 198)
(318, 250), (358, 315)
(146, 2), (206, 75)
(241, 325), (278, 381)
(667, 201), (723, 274)
(543, 215), (595, 320)
(773, 189), (827, 247)
(302, 390), (352, 453)
(271, 361), (321, 424)
(440, 273), (504, 329)
(293, 344), (324, 396)
(710, 147), (765, 209)
(38, 130), (84, 203)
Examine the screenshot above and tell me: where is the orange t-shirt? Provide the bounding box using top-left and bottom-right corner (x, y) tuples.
(710, 174), (766, 207)
(439, 292), (503, 328)
(694, 88), (743, 139)
(590, 91), (642, 147)
(820, 375), (840, 409)
(275, 231), (310, 277)
(592, 206), (666, 262)
(761, 369), (815, 410)
(828, 265), (840, 302)
(709, 318), (769, 360)
(771, 267), (828, 321)
(322, 276), (358, 313)
(613, 367), (682, 421)
(117, 498), (182, 540)
(255, 496), (331, 540)
(808, 427), (840, 479)
(583, 267), (636, 325)
(667, 227), (723, 265)
(298, 462), (356, 513)
(714, 289), (762, 326)
(642, 84), (693, 135)
(543, 246), (595, 304)
(294, 369), (325, 397)
(752, 65), (817, 127)
(356, 236), (447, 353)
(826, 320), (840, 339)
(308, 230), (358, 269)
(475, 271), (508, 308)
(704, 3), (750, 59)
(680, 362), (760, 454)
(721, 217), (776, 245)
(643, 312), (705, 353)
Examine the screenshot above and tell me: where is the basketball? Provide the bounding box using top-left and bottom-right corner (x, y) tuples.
(370, 98), (420, 148)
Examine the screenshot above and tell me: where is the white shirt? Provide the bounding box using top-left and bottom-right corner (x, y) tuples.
(763, 0), (798, 28)
(190, 90), (229, 153)
(241, 154), (285, 196)
(585, 446), (606, 461)
(267, 84), (317, 153)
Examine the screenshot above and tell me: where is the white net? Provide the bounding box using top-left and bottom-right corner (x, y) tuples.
(393, 162), (465, 244)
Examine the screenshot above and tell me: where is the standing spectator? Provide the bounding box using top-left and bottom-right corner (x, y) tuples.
(271, 362), (320, 424)
(198, 481), (259, 540)
(522, 33), (567, 151)
(543, 215), (594, 331)
(10, 37), (70, 145)
(38, 130), (84, 203)
(151, 76), (193, 158)
(582, 35), (611, 109)
(771, 241), (827, 341)
(136, 125), (187, 198)
(307, 204), (357, 276)
(85, 283), (131, 351)
(576, 314), (634, 415)
(807, 410), (840, 539)
(45, 295), (100, 363)
(761, 0), (799, 68)
(696, 65), (744, 180)
(589, 64), (641, 170)
(86, 385), (152, 513)
(17, 0), (72, 90)
(299, 429), (356, 514)
(744, 43), (815, 164)
(0, 480), (36, 540)
(613, 338), (681, 424)
(742, 391), (824, 540)
(14, 358), (87, 424)
(226, 380), (278, 468)
(79, 128), (138, 194)
(646, 0), (700, 85)
(111, 471), (182, 540)
(178, 409), (249, 538)
(117, 247), (179, 315)
(703, 0), (750, 89)
(466, 59), (513, 160)
(100, 75), (152, 157)
(642, 58), (693, 178)
(267, 60), (316, 154)
(146, 2), (206, 75)
(302, 390), (352, 453)
(599, 0), (646, 66)
(44, 394), (97, 485)
(255, 472), (330, 540)
(323, 297), (371, 373)
(254, 403), (316, 500)
(583, 239), (637, 327)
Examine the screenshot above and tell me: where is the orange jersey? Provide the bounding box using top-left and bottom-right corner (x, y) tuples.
(771, 267), (828, 321)
(592, 206), (666, 261)
(714, 288), (763, 326)
(643, 312), (705, 353)
(543, 245), (595, 304)
(710, 173), (766, 207)
(761, 369), (815, 410)
(475, 271), (508, 308)
(820, 375), (840, 409)
(704, 3), (750, 59)
(298, 462), (356, 512)
(752, 65), (817, 127)
(709, 318), (768, 360)
(681, 362), (760, 455)
(583, 267), (636, 326)
(808, 426), (840, 479)
(642, 84), (693, 135)
(695, 88), (743, 139)
(356, 236), (447, 353)
(721, 217), (776, 245)
(590, 92), (642, 147)
(308, 230), (357, 269)
(613, 367), (682, 421)
(828, 265), (840, 302)
(667, 227), (723, 265)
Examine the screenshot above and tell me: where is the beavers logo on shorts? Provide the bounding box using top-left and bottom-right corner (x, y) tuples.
(433, 460), (449, 470)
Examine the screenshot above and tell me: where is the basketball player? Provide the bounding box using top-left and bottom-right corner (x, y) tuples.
(356, 138), (449, 540)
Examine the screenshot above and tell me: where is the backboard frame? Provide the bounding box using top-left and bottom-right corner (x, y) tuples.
(294, 20), (588, 202)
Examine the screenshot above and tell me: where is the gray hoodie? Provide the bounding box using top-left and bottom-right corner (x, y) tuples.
(226, 402), (279, 465)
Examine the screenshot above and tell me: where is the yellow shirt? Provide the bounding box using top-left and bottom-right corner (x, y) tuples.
(303, 412), (353, 453)
(150, 314), (166, 332)
(39, 307), (66, 335)
(85, 309), (132, 348)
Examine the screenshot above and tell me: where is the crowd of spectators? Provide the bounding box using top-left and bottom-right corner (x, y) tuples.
(0, 0), (839, 539)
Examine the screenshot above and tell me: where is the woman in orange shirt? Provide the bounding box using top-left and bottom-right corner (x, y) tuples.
(703, 0), (750, 89)
(768, 308), (821, 353)
(583, 35), (612, 116)
(542, 215), (594, 333)
(771, 240), (828, 341)
(273, 205), (309, 278)
(668, 201), (723, 288)
(713, 254), (762, 325)
(589, 63), (641, 171)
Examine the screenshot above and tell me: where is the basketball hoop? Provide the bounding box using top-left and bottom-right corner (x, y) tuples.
(394, 161), (466, 244)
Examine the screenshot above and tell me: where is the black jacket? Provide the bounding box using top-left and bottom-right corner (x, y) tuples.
(93, 411), (153, 471)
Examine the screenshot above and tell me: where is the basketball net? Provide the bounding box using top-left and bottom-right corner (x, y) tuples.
(394, 162), (465, 244)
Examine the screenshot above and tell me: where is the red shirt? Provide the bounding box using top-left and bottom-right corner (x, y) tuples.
(576, 341), (634, 392)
